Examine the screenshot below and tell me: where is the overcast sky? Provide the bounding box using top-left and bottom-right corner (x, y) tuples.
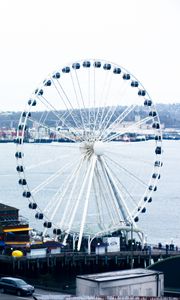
(0, 0), (180, 111)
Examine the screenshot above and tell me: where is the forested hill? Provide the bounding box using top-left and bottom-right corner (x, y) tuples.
(0, 103), (180, 129)
(156, 103), (180, 128)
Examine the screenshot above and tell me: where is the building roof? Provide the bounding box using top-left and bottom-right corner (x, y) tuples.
(77, 268), (163, 282)
(0, 203), (19, 212)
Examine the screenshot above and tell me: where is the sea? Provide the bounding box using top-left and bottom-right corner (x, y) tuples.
(0, 140), (180, 247)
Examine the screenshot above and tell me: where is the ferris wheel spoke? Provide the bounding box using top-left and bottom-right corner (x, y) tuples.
(38, 110), (49, 125)
(87, 67), (91, 131)
(100, 157), (128, 221)
(27, 117), (76, 143)
(90, 62), (102, 132)
(105, 145), (152, 166)
(95, 166), (118, 229)
(62, 163), (91, 243)
(77, 155), (97, 250)
(100, 156), (137, 227)
(100, 75), (137, 140)
(31, 160), (76, 195)
(94, 71), (113, 133)
(98, 69), (129, 136)
(104, 158), (139, 212)
(96, 162), (124, 226)
(52, 77), (74, 110)
(43, 183), (66, 221)
(43, 159), (84, 235)
(104, 115), (154, 143)
(92, 174), (105, 230)
(63, 155), (96, 243)
(91, 63), (96, 132)
(45, 158), (84, 224)
(51, 78), (83, 131)
(73, 69), (86, 110)
(36, 94), (84, 142)
(98, 161), (123, 222)
(104, 154), (147, 187)
(33, 143), (78, 150)
(57, 158), (85, 229)
(87, 68), (91, 131)
(71, 69), (89, 134)
(98, 105), (119, 139)
(26, 155), (68, 171)
(99, 70), (110, 108)
(70, 73), (85, 128)
(45, 158), (82, 216)
(36, 95), (66, 123)
(102, 104), (137, 141)
(71, 73), (82, 109)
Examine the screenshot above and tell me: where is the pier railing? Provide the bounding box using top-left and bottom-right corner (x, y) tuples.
(0, 247), (180, 261)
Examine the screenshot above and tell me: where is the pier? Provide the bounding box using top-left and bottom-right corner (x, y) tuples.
(0, 248), (179, 293)
(1, 248), (178, 272)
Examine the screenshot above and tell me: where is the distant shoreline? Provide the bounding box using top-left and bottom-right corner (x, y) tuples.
(1, 136), (180, 143)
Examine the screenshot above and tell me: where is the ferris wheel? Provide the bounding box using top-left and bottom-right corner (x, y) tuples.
(16, 59), (162, 251)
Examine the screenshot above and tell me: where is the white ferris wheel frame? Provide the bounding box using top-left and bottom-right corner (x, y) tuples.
(15, 59), (163, 252)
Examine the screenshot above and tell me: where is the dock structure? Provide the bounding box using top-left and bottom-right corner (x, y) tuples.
(0, 248), (179, 277)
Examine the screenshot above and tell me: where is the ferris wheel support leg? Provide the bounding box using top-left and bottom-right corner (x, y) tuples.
(99, 159), (123, 225)
(77, 155), (97, 251)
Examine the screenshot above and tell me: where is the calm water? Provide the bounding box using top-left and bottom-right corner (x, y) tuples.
(0, 140), (180, 246)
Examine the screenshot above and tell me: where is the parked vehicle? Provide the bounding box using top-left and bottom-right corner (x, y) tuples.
(0, 277), (34, 296)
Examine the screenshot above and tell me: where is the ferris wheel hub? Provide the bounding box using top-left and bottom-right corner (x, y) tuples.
(79, 140), (105, 158)
(93, 141), (105, 156)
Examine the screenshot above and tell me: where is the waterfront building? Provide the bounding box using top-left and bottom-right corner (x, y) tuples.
(0, 203), (31, 250)
(76, 269), (164, 297)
